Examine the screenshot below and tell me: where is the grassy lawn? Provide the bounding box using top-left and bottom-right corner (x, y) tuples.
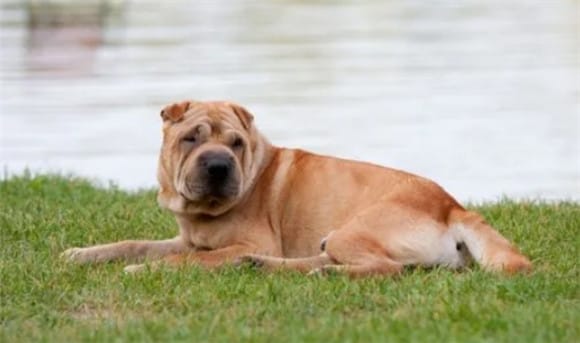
(1, 174), (578, 342)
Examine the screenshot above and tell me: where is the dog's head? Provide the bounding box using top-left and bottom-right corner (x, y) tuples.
(156, 100), (267, 216)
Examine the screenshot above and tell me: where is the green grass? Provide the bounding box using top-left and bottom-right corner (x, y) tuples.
(1, 174), (578, 343)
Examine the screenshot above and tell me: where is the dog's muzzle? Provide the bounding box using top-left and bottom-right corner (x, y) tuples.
(197, 151), (238, 198)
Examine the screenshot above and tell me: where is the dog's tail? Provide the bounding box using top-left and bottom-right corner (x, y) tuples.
(448, 208), (532, 273)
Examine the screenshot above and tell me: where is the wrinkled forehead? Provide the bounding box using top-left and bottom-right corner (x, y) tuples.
(173, 102), (244, 133)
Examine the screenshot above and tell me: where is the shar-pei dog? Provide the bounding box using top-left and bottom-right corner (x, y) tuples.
(63, 100), (531, 277)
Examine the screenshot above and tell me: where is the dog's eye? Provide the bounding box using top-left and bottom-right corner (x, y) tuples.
(231, 138), (243, 149)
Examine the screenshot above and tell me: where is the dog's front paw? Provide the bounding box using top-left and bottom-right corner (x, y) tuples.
(123, 264), (147, 274)
(233, 255), (265, 268)
(61, 247), (96, 264)
(307, 265), (340, 277)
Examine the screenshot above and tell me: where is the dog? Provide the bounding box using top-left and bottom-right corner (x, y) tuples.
(62, 100), (532, 277)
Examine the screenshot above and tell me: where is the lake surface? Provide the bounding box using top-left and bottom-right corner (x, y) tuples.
(1, 0), (578, 202)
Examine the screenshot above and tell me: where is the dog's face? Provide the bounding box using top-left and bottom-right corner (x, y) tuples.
(156, 101), (265, 216)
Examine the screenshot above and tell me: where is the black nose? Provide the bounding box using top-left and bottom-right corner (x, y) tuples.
(207, 159), (230, 179)
(199, 152), (234, 181)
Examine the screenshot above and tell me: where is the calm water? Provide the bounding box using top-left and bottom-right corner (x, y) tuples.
(1, 0), (578, 201)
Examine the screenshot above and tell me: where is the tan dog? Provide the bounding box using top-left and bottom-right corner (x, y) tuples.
(62, 100), (532, 277)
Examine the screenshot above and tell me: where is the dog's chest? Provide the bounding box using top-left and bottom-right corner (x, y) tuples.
(177, 216), (238, 249)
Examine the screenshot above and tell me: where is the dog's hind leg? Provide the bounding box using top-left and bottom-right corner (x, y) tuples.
(314, 228), (404, 278)
(311, 203), (469, 278)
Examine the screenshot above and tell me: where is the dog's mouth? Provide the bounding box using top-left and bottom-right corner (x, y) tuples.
(177, 157), (242, 214)
(179, 183), (239, 206)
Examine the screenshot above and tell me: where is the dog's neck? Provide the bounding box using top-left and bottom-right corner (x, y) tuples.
(241, 133), (275, 196)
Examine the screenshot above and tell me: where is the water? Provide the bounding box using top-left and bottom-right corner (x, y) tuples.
(1, 0), (578, 202)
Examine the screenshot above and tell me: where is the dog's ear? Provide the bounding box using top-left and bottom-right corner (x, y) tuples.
(229, 103), (254, 130)
(160, 101), (192, 122)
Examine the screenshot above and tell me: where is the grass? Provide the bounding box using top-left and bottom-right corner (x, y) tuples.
(0, 174), (578, 343)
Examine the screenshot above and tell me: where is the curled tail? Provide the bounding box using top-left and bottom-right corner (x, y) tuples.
(449, 209), (532, 273)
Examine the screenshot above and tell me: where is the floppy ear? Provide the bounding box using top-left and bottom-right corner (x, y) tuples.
(160, 101), (192, 122)
(230, 103), (254, 130)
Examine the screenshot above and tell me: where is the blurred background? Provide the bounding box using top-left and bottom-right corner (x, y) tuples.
(0, 0), (578, 202)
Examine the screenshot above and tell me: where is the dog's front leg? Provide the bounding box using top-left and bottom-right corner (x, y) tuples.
(62, 236), (190, 264)
(123, 244), (255, 273)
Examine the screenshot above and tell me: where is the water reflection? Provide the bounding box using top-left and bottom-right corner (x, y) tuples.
(24, 1), (125, 76)
(0, 0), (578, 201)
